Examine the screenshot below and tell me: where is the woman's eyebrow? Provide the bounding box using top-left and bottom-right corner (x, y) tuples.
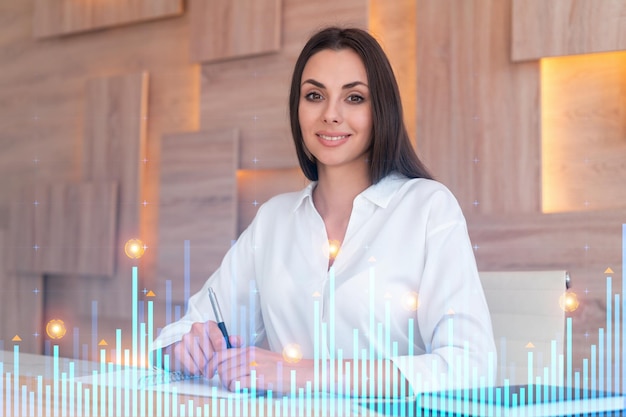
(301, 79), (369, 89)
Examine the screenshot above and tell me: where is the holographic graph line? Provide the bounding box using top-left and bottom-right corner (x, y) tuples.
(0, 225), (625, 415)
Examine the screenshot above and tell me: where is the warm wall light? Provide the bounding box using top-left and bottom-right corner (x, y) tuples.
(541, 51), (626, 213)
(124, 238), (145, 259)
(46, 319), (67, 340)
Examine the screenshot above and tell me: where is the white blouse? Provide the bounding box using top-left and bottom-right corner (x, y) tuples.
(153, 173), (496, 392)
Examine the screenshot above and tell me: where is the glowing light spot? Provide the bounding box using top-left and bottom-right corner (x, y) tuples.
(401, 291), (419, 311)
(124, 238), (146, 259)
(46, 319), (66, 340)
(12, 335), (22, 342)
(328, 240), (341, 259)
(98, 339), (108, 346)
(282, 343), (303, 364)
(250, 360), (258, 367)
(559, 291), (580, 312)
(526, 342), (535, 348)
(605, 267), (614, 274)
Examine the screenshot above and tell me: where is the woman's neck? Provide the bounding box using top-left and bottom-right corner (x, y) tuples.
(313, 164), (371, 219)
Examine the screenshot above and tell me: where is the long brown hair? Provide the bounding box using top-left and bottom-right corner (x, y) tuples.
(289, 27), (432, 183)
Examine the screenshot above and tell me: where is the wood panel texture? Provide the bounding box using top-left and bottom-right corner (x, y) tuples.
(46, 182), (118, 276)
(199, 0), (368, 171)
(237, 168), (308, 234)
(33, 0), (184, 39)
(369, 0), (417, 146)
(84, 72), (147, 260)
(417, 0), (541, 214)
(82, 72), (148, 319)
(190, 0), (281, 63)
(5, 183), (117, 276)
(512, 0), (626, 61)
(542, 52), (626, 213)
(5, 185), (50, 274)
(157, 130), (239, 303)
(1, 0), (197, 358)
(0, 229), (44, 354)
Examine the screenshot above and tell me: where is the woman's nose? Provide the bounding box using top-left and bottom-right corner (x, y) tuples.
(323, 101), (342, 124)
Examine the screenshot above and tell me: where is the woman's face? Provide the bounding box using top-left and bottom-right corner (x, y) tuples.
(298, 48), (373, 175)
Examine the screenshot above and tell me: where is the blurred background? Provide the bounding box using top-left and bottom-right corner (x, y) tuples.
(0, 0), (625, 376)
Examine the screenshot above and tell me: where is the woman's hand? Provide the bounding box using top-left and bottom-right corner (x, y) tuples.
(213, 346), (315, 395)
(167, 321), (242, 377)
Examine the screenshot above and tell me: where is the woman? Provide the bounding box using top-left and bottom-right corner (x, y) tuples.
(153, 27), (496, 397)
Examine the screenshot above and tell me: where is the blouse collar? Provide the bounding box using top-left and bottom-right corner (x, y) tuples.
(292, 172), (411, 212)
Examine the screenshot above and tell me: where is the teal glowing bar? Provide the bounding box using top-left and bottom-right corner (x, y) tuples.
(606, 277), (612, 393)
(591, 344), (597, 395)
(527, 350), (533, 404)
(148, 300), (154, 367)
(13, 345), (18, 417)
(69, 362), (75, 417)
(53, 345), (59, 417)
(615, 294), (620, 393)
(91, 371), (98, 417)
(21, 385), (26, 417)
(99, 350), (106, 417)
(566, 317), (573, 399)
(599, 329), (604, 392)
(76, 381), (82, 417)
(622, 224), (626, 392)
(132, 266), (138, 369)
(329, 266), (336, 406)
(61, 372), (67, 416)
(46, 384), (50, 417)
(0, 361), (4, 415)
(313, 299), (320, 412)
(582, 358), (588, 398)
(37, 375), (42, 417)
(368, 267), (375, 398)
(124, 349), (130, 417)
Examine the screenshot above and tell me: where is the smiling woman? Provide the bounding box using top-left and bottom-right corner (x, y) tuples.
(153, 27), (496, 399)
(298, 48), (373, 182)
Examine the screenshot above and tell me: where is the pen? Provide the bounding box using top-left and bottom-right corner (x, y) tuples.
(208, 287), (233, 348)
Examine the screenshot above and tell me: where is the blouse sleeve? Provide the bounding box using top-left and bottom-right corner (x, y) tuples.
(390, 188), (497, 392)
(152, 217), (265, 351)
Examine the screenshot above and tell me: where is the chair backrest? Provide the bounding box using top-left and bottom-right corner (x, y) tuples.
(479, 270), (568, 386)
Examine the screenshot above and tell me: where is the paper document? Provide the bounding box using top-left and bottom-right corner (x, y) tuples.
(73, 367), (246, 398)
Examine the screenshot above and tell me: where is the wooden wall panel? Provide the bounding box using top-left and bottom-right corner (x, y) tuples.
(200, 0), (368, 172)
(0, 229), (44, 354)
(6, 183), (117, 277)
(157, 130), (238, 303)
(84, 72), (147, 257)
(82, 72), (148, 319)
(237, 168), (307, 234)
(45, 182), (118, 276)
(0, 0), (197, 359)
(190, 0), (281, 63)
(5, 185), (50, 274)
(33, 0), (184, 39)
(370, 0), (417, 146)
(512, 0), (626, 61)
(417, 0), (541, 214)
(542, 52), (626, 213)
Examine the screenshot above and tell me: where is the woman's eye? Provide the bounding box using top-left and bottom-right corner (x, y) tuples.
(347, 94), (365, 103)
(304, 92), (323, 101)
